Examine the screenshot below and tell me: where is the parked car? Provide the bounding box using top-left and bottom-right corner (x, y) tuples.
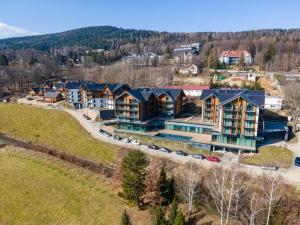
(131, 139), (140, 145)
(159, 147), (172, 153)
(99, 129), (105, 133)
(103, 122), (110, 126)
(295, 157), (300, 167)
(206, 156), (221, 163)
(192, 154), (205, 160)
(261, 165), (279, 171)
(121, 138), (131, 143)
(148, 145), (159, 150)
(86, 117), (91, 120)
(103, 132), (112, 137)
(113, 135), (122, 141)
(176, 150), (188, 156)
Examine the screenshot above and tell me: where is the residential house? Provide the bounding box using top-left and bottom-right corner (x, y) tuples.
(179, 64), (198, 75)
(200, 89), (265, 151)
(43, 92), (64, 103)
(219, 51), (252, 65)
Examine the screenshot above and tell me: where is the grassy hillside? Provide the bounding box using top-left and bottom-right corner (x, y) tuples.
(0, 104), (116, 165)
(240, 146), (293, 168)
(0, 147), (149, 225)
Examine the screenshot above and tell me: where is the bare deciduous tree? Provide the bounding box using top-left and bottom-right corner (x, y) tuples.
(177, 162), (200, 216)
(283, 82), (300, 133)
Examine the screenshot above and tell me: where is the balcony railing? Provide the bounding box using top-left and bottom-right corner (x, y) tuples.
(246, 108), (255, 112)
(116, 102), (139, 106)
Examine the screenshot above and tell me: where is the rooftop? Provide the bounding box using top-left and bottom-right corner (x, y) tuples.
(200, 89), (265, 108)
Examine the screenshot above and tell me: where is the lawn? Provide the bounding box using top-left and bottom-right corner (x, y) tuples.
(0, 147), (150, 225)
(240, 146), (294, 168)
(0, 104), (117, 165)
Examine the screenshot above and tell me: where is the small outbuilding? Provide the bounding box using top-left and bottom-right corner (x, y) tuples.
(43, 92), (64, 103)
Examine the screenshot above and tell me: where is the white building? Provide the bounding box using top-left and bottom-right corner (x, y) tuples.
(65, 83), (81, 104)
(265, 95), (283, 110)
(219, 50), (253, 65)
(179, 64), (198, 75)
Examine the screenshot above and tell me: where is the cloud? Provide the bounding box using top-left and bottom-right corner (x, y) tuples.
(0, 22), (38, 39)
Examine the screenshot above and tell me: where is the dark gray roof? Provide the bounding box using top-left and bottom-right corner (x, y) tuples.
(44, 92), (61, 98)
(65, 82), (81, 89)
(83, 83), (105, 91)
(200, 89), (265, 108)
(106, 83), (129, 93)
(137, 88), (184, 100)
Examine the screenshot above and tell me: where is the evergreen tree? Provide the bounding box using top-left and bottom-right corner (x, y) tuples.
(0, 54), (9, 66)
(168, 197), (178, 225)
(153, 206), (166, 225)
(120, 210), (132, 225)
(122, 150), (149, 207)
(159, 166), (174, 204)
(173, 211), (185, 225)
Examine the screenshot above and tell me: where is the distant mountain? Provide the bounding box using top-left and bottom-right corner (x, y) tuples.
(0, 26), (162, 50)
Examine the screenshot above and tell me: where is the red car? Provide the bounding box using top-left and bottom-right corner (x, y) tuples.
(206, 156), (221, 163)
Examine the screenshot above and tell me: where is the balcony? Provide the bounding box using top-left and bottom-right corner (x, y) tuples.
(116, 114), (139, 119)
(246, 108), (255, 112)
(245, 117), (255, 121)
(116, 102), (139, 106)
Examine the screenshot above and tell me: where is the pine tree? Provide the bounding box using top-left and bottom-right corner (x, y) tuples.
(122, 150), (149, 207)
(168, 197), (178, 225)
(173, 211), (185, 225)
(120, 210), (132, 225)
(153, 205), (166, 225)
(0, 54), (8, 66)
(159, 166), (174, 205)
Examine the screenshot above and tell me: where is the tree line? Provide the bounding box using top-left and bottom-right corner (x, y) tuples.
(116, 150), (300, 225)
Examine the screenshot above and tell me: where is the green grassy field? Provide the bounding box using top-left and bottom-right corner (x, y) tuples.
(240, 146), (293, 168)
(0, 147), (149, 225)
(0, 104), (117, 165)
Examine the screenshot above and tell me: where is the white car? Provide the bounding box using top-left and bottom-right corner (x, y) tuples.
(122, 138), (131, 143)
(131, 139), (140, 145)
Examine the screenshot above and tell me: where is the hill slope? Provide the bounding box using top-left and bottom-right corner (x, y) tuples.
(0, 26), (161, 50)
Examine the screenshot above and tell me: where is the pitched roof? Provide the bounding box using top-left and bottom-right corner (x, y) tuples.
(220, 50), (250, 58)
(65, 82), (81, 89)
(83, 83), (105, 91)
(106, 83), (129, 93)
(200, 89), (265, 108)
(44, 92), (62, 98)
(138, 88), (184, 100)
(158, 85), (210, 90)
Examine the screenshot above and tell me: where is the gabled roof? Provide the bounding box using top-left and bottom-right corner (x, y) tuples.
(159, 85), (210, 91)
(139, 88), (185, 100)
(200, 89), (265, 108)
(105, 83), (129, 93)
(83, 83), (105, 91)
(65, 82), (81, 89)
(116, 89), (155, 102)
(44, 92), (62, 98)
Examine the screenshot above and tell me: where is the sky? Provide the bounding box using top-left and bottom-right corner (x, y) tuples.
(1, 0), (300, 38)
